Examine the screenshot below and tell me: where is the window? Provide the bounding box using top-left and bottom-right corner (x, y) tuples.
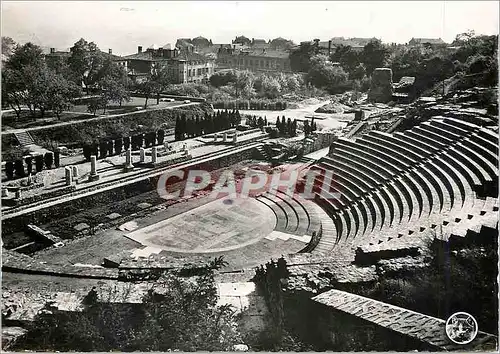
(188, 69), (191, 77)
(249, 59), (253, 66)
(260, 60), (264, 67)
(197, 68), (201, 75)
(266, 60), (269, 67)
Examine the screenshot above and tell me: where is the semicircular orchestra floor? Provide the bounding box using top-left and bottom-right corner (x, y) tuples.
(123, 196), (311, 270)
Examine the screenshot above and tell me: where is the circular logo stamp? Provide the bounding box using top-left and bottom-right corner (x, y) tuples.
(445, 312), (478, 345)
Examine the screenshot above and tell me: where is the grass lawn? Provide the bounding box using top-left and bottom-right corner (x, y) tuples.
(1, 97), (185, 131)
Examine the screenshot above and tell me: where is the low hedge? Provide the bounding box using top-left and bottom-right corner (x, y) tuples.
(212, 99), (288, 110)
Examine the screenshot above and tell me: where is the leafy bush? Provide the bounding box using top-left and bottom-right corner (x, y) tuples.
(5, 161), (14, 179)
(213, 98), (288, 110)
(209, 70), (238, 87)
(35, 155), (44, 172)
(14, 159), (25, 177)
(16, 258), (241, 352)
(44, 152), (53, 169)
(157, 129), (165, 145)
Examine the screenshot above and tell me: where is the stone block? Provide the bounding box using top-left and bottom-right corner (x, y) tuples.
(368, 68), (393, 103)
(106, 212), (122, 220)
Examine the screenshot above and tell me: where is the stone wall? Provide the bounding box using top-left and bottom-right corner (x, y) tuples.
(2, 146), (256, 235)
(303, 131), (338, 155)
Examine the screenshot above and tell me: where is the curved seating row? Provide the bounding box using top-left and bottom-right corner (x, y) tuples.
(256, 191), (321, 237)
(308, 116), (498, 254)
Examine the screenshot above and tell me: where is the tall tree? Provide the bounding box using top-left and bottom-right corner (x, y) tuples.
(289, 41), (318, 73)
(2, 42), (80, 119)
(68, 38), (106, 93)
(1, 36), (16, 59)
(361, 39), (389, 75)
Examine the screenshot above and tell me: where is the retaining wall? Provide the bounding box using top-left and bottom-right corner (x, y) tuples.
(2, 146), (256, 235)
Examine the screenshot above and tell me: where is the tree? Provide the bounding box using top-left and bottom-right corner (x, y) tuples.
(151, 63), (171, 104)
(44, 70), (82, 119)
(261, 76), (282, 99)
(99, 58), (131, 108)
(1, 36), (16, 58)
(361, 39), (389, 75)
(289, 42), (318, 72)
(303, 120), (310, 137)
(280, 116), (286, 135)
(234, 70), (255, 98)
(286, 118), (292, 136)
(87, 96), (106, 116)
(307, 55), (348, 93)
(2, 42), (80, 119)
(100, 76), (130, 111)
(291, 119), (297, 137)
(135, 63), (170, 108)
(2, 42), (45, 118)
(68, 38), (106, 93)
(114, 139), (123, 155)
(209, 70), (237, 87)
(286, 74), (301, 91)
(35, 155), (44, 172)
(331, 45), (360, 76)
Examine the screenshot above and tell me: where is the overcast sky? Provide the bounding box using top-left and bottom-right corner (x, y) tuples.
(2, 1), (499, 55)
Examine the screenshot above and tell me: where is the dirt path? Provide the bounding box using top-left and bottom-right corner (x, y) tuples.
(239, 99), (351, 130)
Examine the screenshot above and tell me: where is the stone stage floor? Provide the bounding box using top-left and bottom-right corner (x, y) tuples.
(121, 195), (309, 271)
(125, 196), (276, 253)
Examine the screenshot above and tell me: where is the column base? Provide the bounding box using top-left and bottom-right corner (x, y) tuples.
(123, 164), (134, 172)
(88, 174), (100, 182)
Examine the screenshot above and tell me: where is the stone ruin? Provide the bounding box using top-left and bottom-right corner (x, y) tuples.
(368, 68), (393, 103)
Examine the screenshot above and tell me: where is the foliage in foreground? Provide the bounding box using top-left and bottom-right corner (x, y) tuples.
(16, 257), (242, 352)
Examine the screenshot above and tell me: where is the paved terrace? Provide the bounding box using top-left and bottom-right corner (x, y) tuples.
(313, 289), (497, 351)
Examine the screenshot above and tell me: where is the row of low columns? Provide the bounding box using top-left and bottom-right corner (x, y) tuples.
(139, 146), (159, 163)
(126, 146), (161, 171)
(213, 133), (238, 143)
(14, 145), (182, 191)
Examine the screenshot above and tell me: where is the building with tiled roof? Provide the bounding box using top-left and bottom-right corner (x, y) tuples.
(119, 44), (215, 84)
(408, 37), (446, 47)
(216, 46), (291, 73)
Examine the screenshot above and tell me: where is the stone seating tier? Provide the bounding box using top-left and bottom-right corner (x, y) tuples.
(309, 117), (497, 254)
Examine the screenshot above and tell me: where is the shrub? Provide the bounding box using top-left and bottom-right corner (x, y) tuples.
(82, 145), (92, 161)
(99, 141), (108, 159)
(107, 140), (114, 156)
(35, 155), (44, 173)
(123, 136), (130, 151)
(157, 129), (165, 145)
(44, 152), (54, 169)
(136, 134), (144, 149)
(25, 156), (33, 175)
(114, 139), (123, 155)
(53, 151), (60, 168)
(91, 143), (99, 157)
(212, 99), (288, 111)
(14, 159), (25, 177)
(5, 161), (14, 179)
